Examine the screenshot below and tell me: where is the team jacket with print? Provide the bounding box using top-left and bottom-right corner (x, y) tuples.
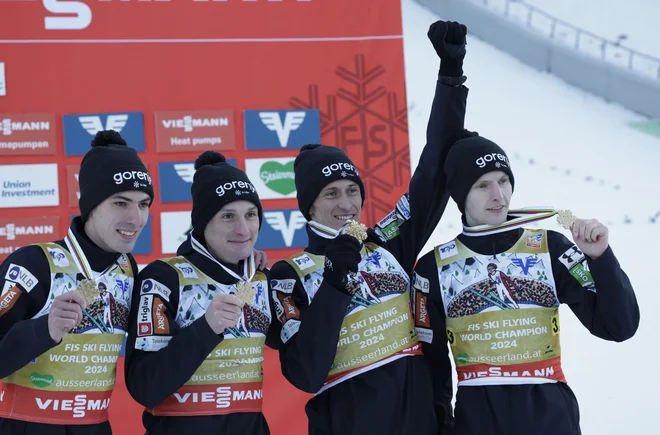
(268, 80), (468, 435)
(124, 237), (280, 435)
(0, 217), (137, 435)
(413, 227), (639, 435)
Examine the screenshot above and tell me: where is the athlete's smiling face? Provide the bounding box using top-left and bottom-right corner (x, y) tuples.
(84, 191), (151, 254)
(309, 180), (363, 230)
(464, 171), (512, 227)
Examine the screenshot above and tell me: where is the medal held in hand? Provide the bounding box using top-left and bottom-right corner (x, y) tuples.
(556, 209), (577, 230)
(235, 280), (256, 305)
(344, 220), (368, 242)
(76, 279), (98, 306)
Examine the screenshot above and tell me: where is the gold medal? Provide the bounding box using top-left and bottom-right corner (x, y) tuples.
(235, 281), (256, 305)
(556, 209), (577, 230)
(76, 279), (98, 306)
(344, 220), (368, 242)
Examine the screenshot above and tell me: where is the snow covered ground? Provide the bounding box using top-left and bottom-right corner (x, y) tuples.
(403, 0), (659, 433)
(524, 0), (660, 58)
(465, 0), (660, 79)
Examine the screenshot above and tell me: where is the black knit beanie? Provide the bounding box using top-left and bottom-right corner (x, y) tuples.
(294, 144), (365, 221)
(444, 132), (515, 214)
(190, 151), (263, 236)
(79, 130), (154, 223)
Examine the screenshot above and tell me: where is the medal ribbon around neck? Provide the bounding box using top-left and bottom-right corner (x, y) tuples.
(308, 220), (368, 241)
(64, 228), (115, 281)
(64, 228), (116, 333)
(308, 220), (341, 239)
(462, 207), (576, 237)
(190, 235), (256, 286)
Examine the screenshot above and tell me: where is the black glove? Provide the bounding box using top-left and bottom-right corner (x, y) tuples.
(323, 235), (362, 293)
(427, 20), (468, 77)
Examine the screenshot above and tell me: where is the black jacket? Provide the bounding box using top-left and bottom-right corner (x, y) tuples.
(0, 218), (132, 435)
(124, 238), (279, 435)
(269, 79), (469, 435)
(414, 227), (640, 435)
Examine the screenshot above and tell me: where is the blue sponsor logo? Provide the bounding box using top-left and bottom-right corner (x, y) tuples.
(255, 209), (308, 250)
(62, 112), (145, 156)
(158, 159), (236, 203)
(243, 109), (320, 150)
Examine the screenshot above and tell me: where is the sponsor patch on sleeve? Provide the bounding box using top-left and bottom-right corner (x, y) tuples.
(280, 319), (301, 344)
(412, 272), (430, 294)
(395, 193), (411, 221)
(137, 294), (154, 336)
(558, 245), (585, 270)
(4, 264), (38, 292)
(416, 327), (433, 344)
(375, 210), (400, 241)
(270, 278), (296, 294)
(2, 280), (15, 297)
(415, 291), (431, 328)
(135, 335), (172, 352)
(140, 278), (172, 302)
(277, 293), (300, 321)
(0, 286), (21, 318)
(152, 299), (171, 335)
(272, 292), (286, 325)
(568, 262), (595, 288)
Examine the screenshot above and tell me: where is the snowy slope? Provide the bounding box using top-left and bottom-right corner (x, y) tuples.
(467, 0), (660, 78)
(403, 0), (659, 433)
(523, 0), (660, 58)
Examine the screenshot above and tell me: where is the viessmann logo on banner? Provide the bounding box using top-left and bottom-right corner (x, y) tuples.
(255, 209), (308, 250)
(0, 216), (60, 260)
(0, 114), (57, 156)
(0, 164), (59, 208)
(62, 112), (146, 156)
(243, 110), (320, 150)
(158, 159), (236, 203)
(154, 110), (236, 153)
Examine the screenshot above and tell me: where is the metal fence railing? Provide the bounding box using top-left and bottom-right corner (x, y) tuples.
(468, 0), (660, 80)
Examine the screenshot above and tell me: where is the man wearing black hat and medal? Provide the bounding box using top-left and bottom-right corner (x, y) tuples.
(268, 20), (471, 435)
(124, 151), (277, 435)
(413, 131), (640, 434)
(0, 130), (153, 434)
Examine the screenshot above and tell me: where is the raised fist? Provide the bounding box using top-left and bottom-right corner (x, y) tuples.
(427, 20), (468, 77)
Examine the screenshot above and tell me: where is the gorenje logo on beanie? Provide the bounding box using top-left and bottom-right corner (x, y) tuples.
(321, 162), (358, 177)
(475, 152), (509, 169)
(113, 170), (152, 186)
(216, 180), (256, 197)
